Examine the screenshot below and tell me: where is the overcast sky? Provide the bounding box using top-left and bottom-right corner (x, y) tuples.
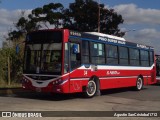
(0, 0), (160, 54)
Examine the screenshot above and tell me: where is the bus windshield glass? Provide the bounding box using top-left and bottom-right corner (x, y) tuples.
(24, 31), (62, 75)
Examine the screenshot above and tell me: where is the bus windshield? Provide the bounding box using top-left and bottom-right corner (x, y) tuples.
(24, 43), (62, 75)
(24, 31), (62, 75)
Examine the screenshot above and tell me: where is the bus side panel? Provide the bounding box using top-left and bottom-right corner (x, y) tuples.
(69, 69), (89, 93)
(100, 79), (118, 89)
(69, 80), (83, 93)
(67, 66), (156, 93)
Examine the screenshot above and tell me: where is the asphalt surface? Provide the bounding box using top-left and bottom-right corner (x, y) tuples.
(0, 85), (160, 120)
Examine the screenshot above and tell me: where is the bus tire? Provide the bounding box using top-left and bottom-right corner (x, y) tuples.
(135, 77), (143, 91)
(85, 80), (97, 98)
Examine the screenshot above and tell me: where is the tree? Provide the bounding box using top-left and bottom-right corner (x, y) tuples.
(63, 0), (125, 36)
(0, 47), (23, 84)
(7, 3), (64, 47)
(8, 0), (125, 42)
(15, 3), (64, 34)
(13, 1), (124, 38)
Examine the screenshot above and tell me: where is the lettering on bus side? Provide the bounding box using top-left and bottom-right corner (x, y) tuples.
(98, 37), (108, 42)
(107, 71), (120, 75)
(137, 44), (149, 49)
(70, 31), (81, 36)
(98, 37), (126, 45)
(84, 70), (88, 76)
(118, 41), (125, 45)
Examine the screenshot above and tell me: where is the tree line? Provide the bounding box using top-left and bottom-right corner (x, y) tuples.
(0, 0), (124, 85)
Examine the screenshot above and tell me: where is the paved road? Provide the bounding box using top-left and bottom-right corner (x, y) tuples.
(0, 85), (160, 120)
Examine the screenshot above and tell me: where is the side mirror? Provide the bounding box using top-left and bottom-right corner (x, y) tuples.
(16, 45), (20, 54)
(72, 44), (79, 54)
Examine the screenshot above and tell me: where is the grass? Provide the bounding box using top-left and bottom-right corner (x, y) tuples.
(0, 78), (22, 88)
(0, 83), (22, 89)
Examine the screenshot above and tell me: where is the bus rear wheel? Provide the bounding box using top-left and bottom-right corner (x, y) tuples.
(85, 80), (97, 98)
(136, 77), (143, 91)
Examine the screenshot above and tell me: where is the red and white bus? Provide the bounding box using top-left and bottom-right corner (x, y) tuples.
(22, 29), (156, 97)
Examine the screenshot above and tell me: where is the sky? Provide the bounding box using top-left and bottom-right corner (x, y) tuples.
(0, 0), (160, 54)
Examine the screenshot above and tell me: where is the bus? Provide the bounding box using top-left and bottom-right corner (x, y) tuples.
(22, 29), (156, 97)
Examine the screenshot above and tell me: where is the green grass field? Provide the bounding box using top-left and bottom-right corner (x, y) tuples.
(0, 80), (21, 88)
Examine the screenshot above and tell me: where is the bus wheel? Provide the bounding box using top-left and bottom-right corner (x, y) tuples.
(85, 80), (97, 98)
(136, 77), (143, 91)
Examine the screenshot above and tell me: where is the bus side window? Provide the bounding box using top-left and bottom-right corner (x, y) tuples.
(140, 50), (149, 66)
(82, 41), (89, 64)
(106, 44), (118, 65)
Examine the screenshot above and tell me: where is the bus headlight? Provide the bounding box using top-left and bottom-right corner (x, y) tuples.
(22, 77), (29, 83)
(53, 79), (62, 85)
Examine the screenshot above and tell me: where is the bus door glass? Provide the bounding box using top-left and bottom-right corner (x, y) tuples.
(70, 43), (81, 71)
(156, 56), (160, 77)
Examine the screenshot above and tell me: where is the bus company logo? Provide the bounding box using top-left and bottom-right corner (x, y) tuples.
(107, 71), (120, 75)
(1, 112), (42, 118)
(2, 112), (11, 117)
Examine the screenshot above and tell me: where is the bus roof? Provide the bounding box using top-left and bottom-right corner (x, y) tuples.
(69, 30), (154, 51)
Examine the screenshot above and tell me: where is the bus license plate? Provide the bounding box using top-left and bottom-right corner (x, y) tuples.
(36, 88), (41, 92)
